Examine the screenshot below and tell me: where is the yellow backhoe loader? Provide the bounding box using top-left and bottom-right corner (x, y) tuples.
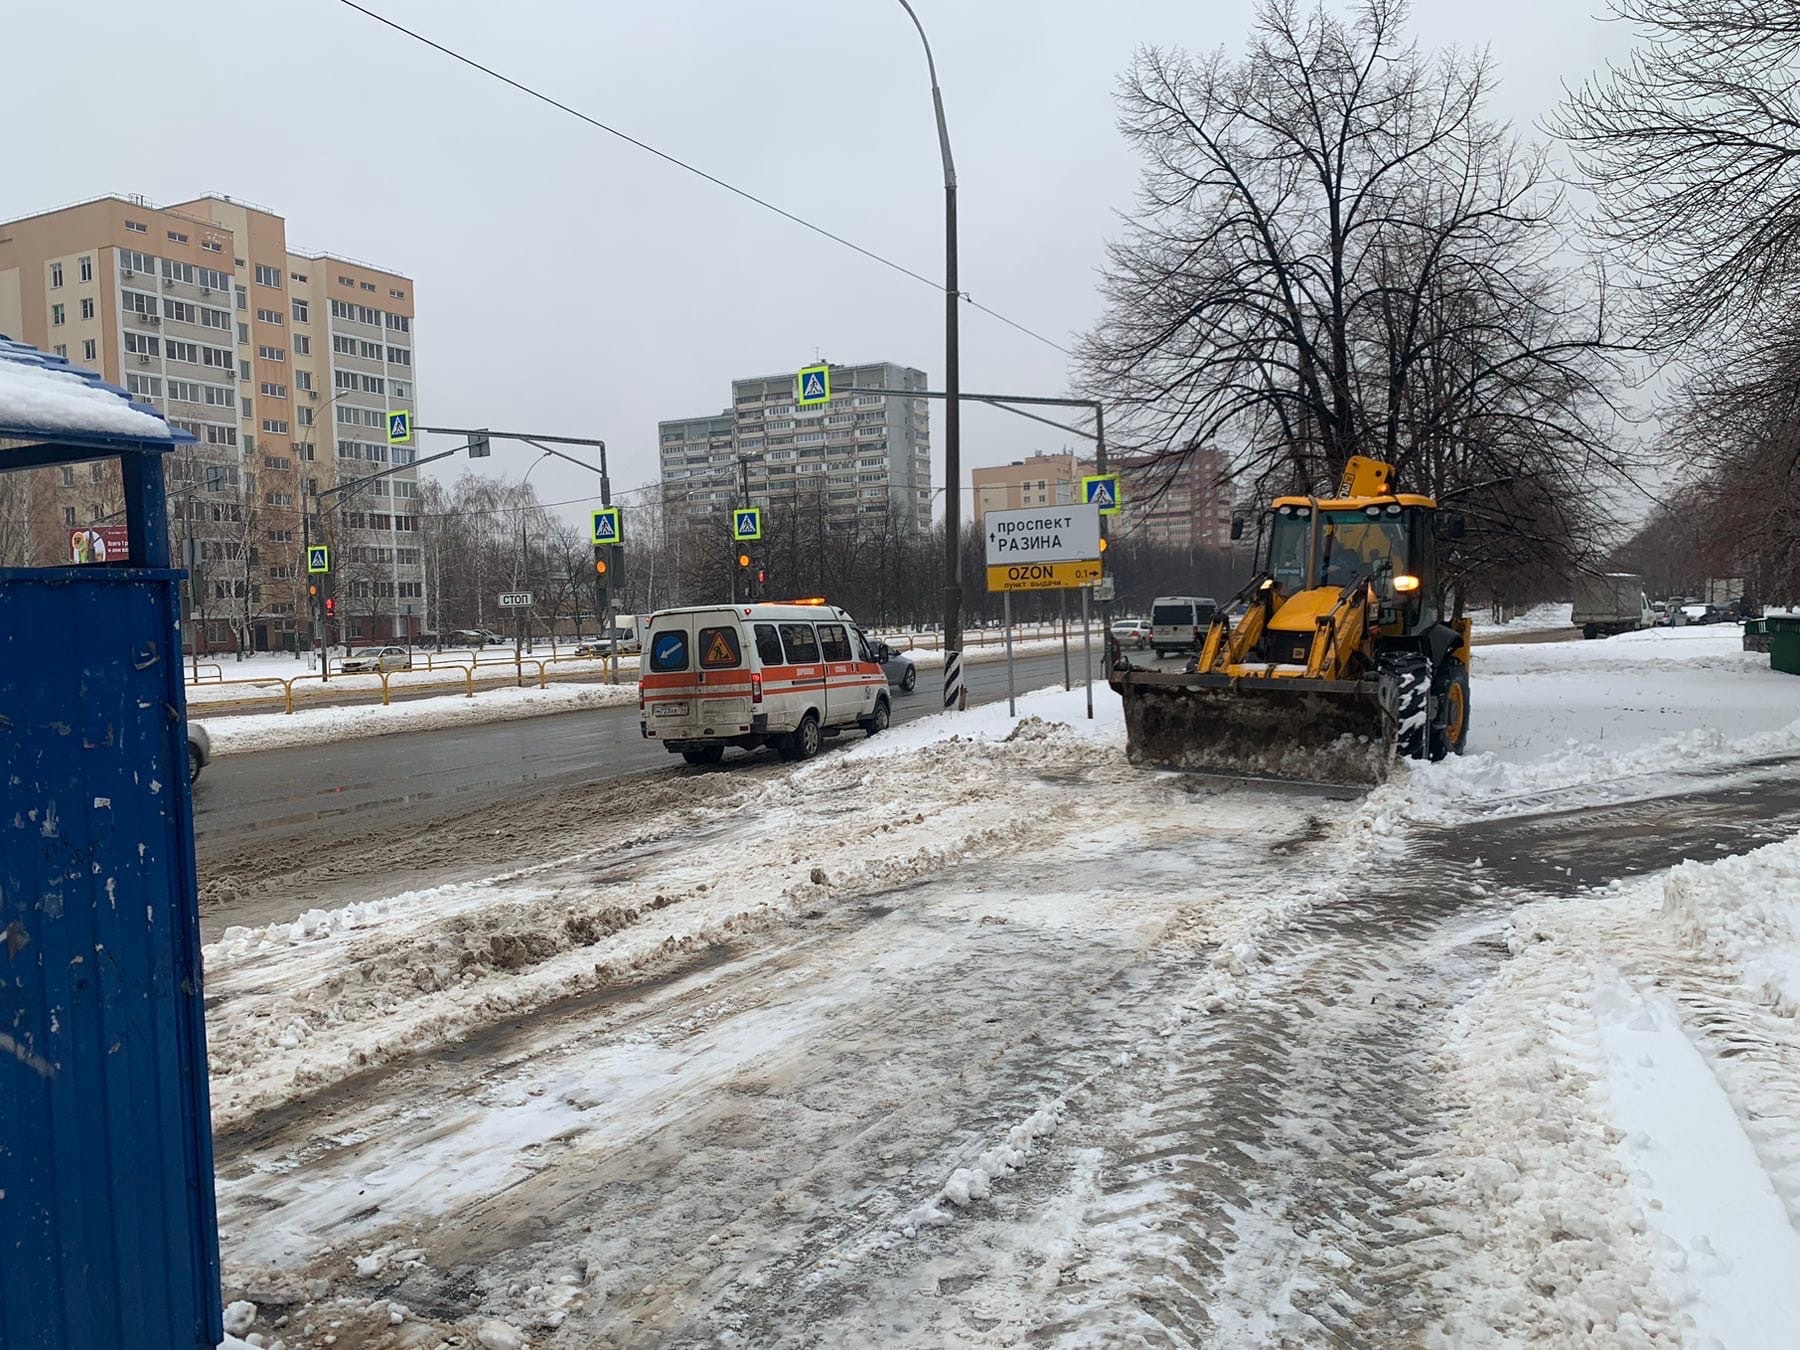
(1108, 456), (1471, 786)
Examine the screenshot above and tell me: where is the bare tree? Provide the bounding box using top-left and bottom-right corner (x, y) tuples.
(0, 471), (33, 567)
(1081, 0), (1633, 594)
(1557, 0), (1800, 350)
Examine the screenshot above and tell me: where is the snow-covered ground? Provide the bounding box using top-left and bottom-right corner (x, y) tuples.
(202, 623), (1800, 1348)
(1469, 599), (1574, 634)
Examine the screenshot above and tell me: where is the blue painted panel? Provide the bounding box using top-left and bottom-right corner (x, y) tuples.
(1, 567), (221, 1349)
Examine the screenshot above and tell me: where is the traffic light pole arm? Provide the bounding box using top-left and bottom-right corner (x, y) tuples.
(313, 443), (470, 505)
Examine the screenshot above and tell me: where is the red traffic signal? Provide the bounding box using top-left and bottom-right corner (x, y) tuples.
(323, 597), (335, 616)
(756, 569), (766, 585)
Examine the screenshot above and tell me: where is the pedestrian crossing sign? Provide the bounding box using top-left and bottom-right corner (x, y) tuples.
(306, 544), (330, 574)
(591, 506), (621, 545)
(1081, 473), (1122, 515)
(733, 508), (763, 542)
(795, 363), (831, 407)
(387, 410), (412, 444)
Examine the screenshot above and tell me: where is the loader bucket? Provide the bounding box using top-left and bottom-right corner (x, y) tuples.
(1113, 669), (1395, 787)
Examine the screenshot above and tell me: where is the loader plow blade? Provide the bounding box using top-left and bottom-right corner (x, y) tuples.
(1113, 670), (1394, 787)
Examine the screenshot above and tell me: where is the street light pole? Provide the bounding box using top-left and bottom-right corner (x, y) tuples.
(896, 0), (962, 710)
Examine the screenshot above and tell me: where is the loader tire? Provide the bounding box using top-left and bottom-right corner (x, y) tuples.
(1379, 652), (1432, 762)
(1432, 660), (1470, 760)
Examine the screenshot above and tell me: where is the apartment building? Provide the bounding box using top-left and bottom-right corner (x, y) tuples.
(0, 193), (422, 649)
(659, 360), (932, 534)
(969, 444), (1232, 549)
(971, 450), (1082, 525)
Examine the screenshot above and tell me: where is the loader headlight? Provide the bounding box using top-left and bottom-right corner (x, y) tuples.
(1393, 574), (1421, 593)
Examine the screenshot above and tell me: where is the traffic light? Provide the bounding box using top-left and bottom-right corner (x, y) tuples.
(738, 553), (751, 569)
(594, 558), (608, 575)
(323, 596), (335, 616)
(307, 582), (319, 599)
(756, 567), (766, 586)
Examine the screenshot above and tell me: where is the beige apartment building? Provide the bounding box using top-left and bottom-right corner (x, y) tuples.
(0, 193), (422, 650)
(970, 444), (1232, 549)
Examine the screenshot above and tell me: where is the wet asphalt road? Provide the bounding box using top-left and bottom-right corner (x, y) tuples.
(191, 648), (1099, 850)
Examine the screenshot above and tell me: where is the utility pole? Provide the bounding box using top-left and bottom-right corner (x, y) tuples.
(897, 0), (962, 709)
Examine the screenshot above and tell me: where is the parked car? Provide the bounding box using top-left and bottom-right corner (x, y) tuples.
(339, 645), (413, 674)
(861, 631), (918, 693)
(186, 722), (211, 785)
(1111, 618), (1153, 650)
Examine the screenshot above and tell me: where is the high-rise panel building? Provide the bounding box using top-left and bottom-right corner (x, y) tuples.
(659, 360), (932, 533)
(0, 193), (422, 649)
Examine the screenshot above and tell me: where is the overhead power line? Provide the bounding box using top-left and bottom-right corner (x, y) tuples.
(333, 0), (1075, 358)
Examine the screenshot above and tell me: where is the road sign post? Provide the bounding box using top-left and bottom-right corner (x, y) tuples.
(984, 504), (1103, 593)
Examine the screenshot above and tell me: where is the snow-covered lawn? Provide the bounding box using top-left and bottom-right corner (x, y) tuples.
(1469, 599), (1574, 634)
(204, 682), (641, 755)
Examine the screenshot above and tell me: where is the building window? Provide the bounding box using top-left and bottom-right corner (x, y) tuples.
(201, 239), (222, 253)
(201, 345), (232, 370)
(359, 281), (376, 292)
(359, 373), (382, 393)
(297, 407), (313, 426)
(203, 385), (234, 408)
(338, 275), (354, 287)
(200, 306), (230, 331)
(162, 298), (197, 324)
(64, 507), (76, 526)
(167, 230), (188, 244)
(262, 419), (289, 435)
(385, 313), (410, 333)
(59, 466), (76, 486)
(164, 340), (198, 363)
(166, 380), (200, 403)
(79, 256), (93, 282)
(254, 264), (281, 287)
(50, 263), (63, 289)
(125, 374), (161, 398)
(82, 339), (96, 361)
(125, 332), (157, 355)
(292, 299), (309, 323)
(259, 382), (288, 399)
(294, 369), (313, 391)
(242, 397), (253, 418)
(257, 344), (286, 362)
(77, 298), (94, 321)
(161, 259), (196, 285)
(52, 343), (67, 358)
(198, 266), (230, 292)
(390, 381), (409, 399)
(125, 220), (147, 234)
(255, 308), (284, 326)
(239, 360), (252, 381)
(293, 335), (311, 356)
(51, 304), (65, 326)
(235, 285), (247, 311)
(237, 322), (250, 344)
(358, 340), (382, 360)
(386, 346), (411, 367)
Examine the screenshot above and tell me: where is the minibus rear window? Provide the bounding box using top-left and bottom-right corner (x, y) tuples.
(649, 630), (689, 672)
(698, 625), (742, 668)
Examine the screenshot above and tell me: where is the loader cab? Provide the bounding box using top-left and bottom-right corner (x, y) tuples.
(1263, 496), (1441, 632)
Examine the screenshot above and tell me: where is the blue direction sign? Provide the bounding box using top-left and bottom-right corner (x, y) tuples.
(306, 544), (330, 574)
(795, 363), (831, 407)
(1081, 473), (1122, 516)
(387, 409), (412, 444)
(591, 506), (621, 545)
(733, 508), (763, 542)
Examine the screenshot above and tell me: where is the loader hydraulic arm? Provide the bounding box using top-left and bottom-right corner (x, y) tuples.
(1198, 575), (1281, 673)
(1305, 577), (1376, 679)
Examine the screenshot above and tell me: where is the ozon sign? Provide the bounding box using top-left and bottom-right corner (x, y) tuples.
(983, 504), (1103, 593)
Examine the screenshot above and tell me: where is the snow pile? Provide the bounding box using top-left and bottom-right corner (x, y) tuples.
(1660, 837), (1800, 1015)
(1417, 834), (1800, 1344)
(202, 681), (639, 755)
(1469, 600), (1573, 634)
(0, 347), (172, 439)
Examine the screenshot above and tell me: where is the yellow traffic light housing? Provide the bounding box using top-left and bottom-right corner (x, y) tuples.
(594, 558), (608, 575)
(738, 554), (751, 568)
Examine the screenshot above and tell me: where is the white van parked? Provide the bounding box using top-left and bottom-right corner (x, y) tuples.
(639, 602), (892, 765)
(1150, 595), (1218, 657)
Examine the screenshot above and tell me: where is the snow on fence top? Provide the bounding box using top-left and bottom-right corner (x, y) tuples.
(0, 335), (181, 445)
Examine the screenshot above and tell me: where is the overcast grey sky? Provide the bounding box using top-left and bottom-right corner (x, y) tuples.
(5, 0), (1635, 522)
